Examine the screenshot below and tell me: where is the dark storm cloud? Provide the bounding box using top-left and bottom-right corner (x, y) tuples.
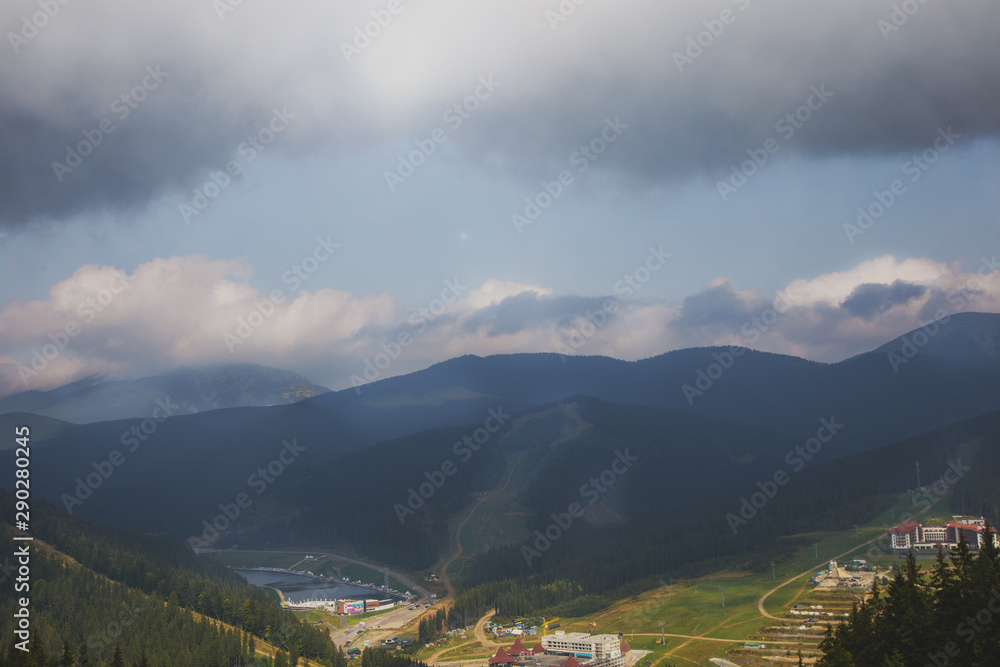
(841, 280), (928, 319)
(673, 280), (766, 331)
(456, 0), (1000, 185)
(1, 0), (998, 227)
(0, 88), (250, 225)
(462, 292), (609, 337)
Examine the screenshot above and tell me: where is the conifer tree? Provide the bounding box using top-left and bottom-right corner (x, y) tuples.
(111, 643), (125, 667)
(59, 639), (75, 666)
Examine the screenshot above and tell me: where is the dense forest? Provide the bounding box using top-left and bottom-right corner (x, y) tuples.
(448, 410), (1000, 623)
(4, 404), (998, 661)
(0, 492), (339, 665)
(818, 532), (1000, 665)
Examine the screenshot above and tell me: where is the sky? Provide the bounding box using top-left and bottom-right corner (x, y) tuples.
(1, 0), (998, 394)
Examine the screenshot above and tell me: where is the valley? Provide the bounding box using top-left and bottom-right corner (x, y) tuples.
(5, 7), (998, 664)
(2, 314), (999, 665)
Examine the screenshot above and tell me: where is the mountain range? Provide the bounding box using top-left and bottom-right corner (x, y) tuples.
(4, 312), (999, 574)
(0, 363), (330, 423)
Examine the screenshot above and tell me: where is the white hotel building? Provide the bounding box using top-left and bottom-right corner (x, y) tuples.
(541, 633), (625, 667)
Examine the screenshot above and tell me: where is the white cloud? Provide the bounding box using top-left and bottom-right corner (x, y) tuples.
(781, 256), (952, 307)
(2, 253), (998, 395)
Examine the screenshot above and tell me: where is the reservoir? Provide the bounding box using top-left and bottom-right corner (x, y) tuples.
(237, 569), (393, 604)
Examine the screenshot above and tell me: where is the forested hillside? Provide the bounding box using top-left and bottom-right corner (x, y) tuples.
(0, 491), (339, 666)
(445, 409), (1000, 624)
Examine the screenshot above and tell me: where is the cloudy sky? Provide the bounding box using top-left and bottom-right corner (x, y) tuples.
(1, 0), (998, 394)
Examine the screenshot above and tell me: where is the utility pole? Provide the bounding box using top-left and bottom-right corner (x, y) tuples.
(718, 586), (726, 608)
(658, 621), (665, 644)
(813, 542), (819, 559)
(854, 524), (860, 540)
(770, 561), (776, 579)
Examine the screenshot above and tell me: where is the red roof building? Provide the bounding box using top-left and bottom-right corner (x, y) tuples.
(887, 517), (998, 552)
(888, 521), (922, 550)
(509, 638), (528, 656)
(560, 657), (580, 667)
(532, 644), (545, 655)
(490, 648), (515, 664)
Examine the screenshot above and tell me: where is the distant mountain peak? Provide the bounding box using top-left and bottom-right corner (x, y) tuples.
(871, 311), (1000, 368)
(0, 364), (330, 424)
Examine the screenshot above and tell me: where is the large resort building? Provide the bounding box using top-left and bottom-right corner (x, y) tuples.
(888, 515), (999, 553)
(490, 633), (629, 667)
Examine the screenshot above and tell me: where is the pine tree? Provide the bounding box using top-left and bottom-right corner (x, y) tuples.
(111, 643), (125, 667)
(77, 643), (90, 666)
(59, 639), (75, 666)
(27, 634), (46, 666)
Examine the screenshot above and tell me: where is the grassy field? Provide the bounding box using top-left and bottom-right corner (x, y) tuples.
(291, 608), (341, 627)
(220, 487), (948, 665)
(538, 491), (938, 666)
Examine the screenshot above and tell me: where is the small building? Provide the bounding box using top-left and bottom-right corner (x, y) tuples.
(540, 632), (625, 667)
(489, 648), (515, 665)
(888, 516), (998, 553)
(338, 600), (365, 614)
(509, 638), (529, 658)
(952, 515), (986, 526)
